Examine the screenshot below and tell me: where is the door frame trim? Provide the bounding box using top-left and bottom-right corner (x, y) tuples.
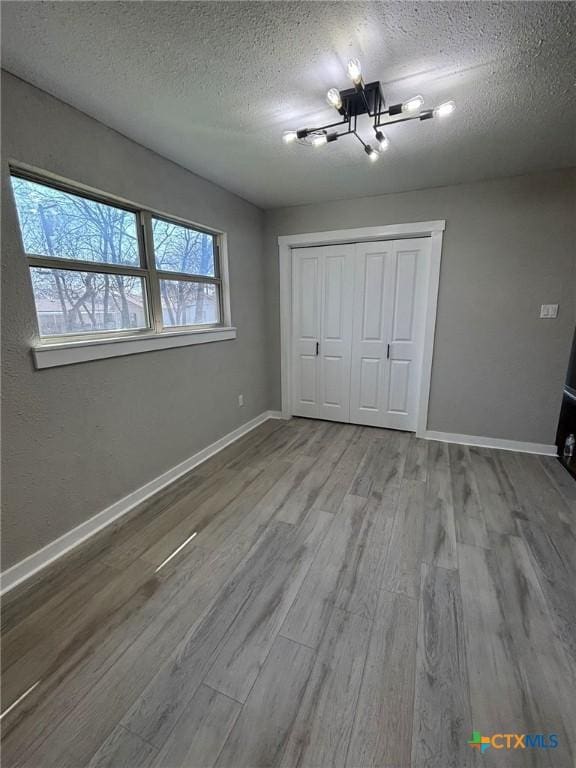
(278, 220), (445, 436)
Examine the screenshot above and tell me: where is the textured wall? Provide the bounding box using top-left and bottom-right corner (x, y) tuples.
(1, 73), (269, 568)
(265, 168), (576, 444)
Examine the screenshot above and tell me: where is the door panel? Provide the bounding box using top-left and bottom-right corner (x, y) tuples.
(292, 244), (354, 421)
(292, 248), (321, 418)
(388, 358), (411, 413)
(298, 257), (319, 338)
(323, 255), (344, 338)
(318, 245), (354, 421)
(358, 357), (380, 411)
(384, 240), (428, 430)
(299, 355), (318, 404)
(362, 254), (386, 340)
(392, 249), (417, 341)
(350, 238), (429, 430)
(323, 357), (344, 405)
(350, 242), (395, 426)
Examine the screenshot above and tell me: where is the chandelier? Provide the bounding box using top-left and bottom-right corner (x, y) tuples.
(282, 58), (455, 160)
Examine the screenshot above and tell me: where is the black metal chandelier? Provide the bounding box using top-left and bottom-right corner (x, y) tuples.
(282, 57), (455, 160)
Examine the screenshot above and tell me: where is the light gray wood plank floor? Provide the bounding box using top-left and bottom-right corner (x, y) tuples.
(2, 418), (575, 767)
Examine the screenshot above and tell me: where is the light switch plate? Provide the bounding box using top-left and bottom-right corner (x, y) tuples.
(540, 304), (559, 319)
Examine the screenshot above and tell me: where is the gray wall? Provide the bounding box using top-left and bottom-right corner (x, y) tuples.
(265, 168), (576, 445)
(1, 72), (269, 568)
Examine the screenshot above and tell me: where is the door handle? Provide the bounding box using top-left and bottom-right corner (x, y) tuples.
(387, 343), (390, 360)
(316, 341), (319, 356)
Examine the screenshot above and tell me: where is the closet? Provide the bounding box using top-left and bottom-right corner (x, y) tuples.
(291, 238), (429, 431)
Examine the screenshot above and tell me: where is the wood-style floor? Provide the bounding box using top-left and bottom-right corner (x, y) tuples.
(1, 418), (576, 768)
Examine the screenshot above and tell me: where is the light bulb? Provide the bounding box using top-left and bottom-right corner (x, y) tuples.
(375, 131), (390, 151)
(364, 144), (380, 161)
(326, 88), (343, 110)
(282, 130), (298, 144)
(402, 95), (424, 114)
(312, 133), (328, 147)
(433, 100), (456, 118)
(347, 58), (362, 84)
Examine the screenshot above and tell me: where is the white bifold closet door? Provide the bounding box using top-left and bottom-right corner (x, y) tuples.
(292, 244), (354, 421)
(291, 238), (428, 431)
(349, 238), (428, 430)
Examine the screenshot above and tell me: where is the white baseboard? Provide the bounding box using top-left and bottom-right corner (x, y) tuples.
(0, 410), (281, 595)
(420, 430), (557, 456)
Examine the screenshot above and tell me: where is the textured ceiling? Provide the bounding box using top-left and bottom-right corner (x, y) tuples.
(1, 1), (575, 208)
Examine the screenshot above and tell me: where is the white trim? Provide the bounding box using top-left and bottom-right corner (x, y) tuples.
(278, 221), (445, 428)
(33, 326), (237, 369)
(416, 231), (443, 437)
(219, 233), (233, 328)
(0, 410), (280, 594)
(279, 242), (294, 420)
(278, 220), (445, 249)
(421, 430), (557, 456)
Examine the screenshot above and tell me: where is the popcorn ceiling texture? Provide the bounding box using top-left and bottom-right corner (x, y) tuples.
(2, 1), (575, 208)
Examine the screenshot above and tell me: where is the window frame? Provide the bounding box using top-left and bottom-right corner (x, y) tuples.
(146, 212), (224, 333)
(9, 165), (232, 351)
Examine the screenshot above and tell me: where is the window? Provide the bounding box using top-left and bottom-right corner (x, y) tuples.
(10, 172), (227, 347)
(151, 217), (221, 328)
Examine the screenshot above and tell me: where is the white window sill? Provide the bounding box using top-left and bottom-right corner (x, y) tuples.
(32, 327), (237, 369)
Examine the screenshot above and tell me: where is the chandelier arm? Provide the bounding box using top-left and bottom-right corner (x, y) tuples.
(375, 111), (433, 129)
(335, 129), (355, 139)
(375, 90), (385, 127)
(373, 89), (384, 121)
(331, 111), (353, 140)
(359, 88), (372, 116)
(298, 118), (350, 136)
(352, 131), (369, 150)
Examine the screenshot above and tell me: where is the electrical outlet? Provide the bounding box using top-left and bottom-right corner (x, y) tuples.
(238, 394), (244, 407)
(540, 304), (559, 319)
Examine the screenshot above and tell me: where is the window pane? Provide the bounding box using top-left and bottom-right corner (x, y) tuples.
(152, 218), (215, 276)
(11, 176), (139, 266)
(30, 267), (148, 337)
(159, 280), (219, 327)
